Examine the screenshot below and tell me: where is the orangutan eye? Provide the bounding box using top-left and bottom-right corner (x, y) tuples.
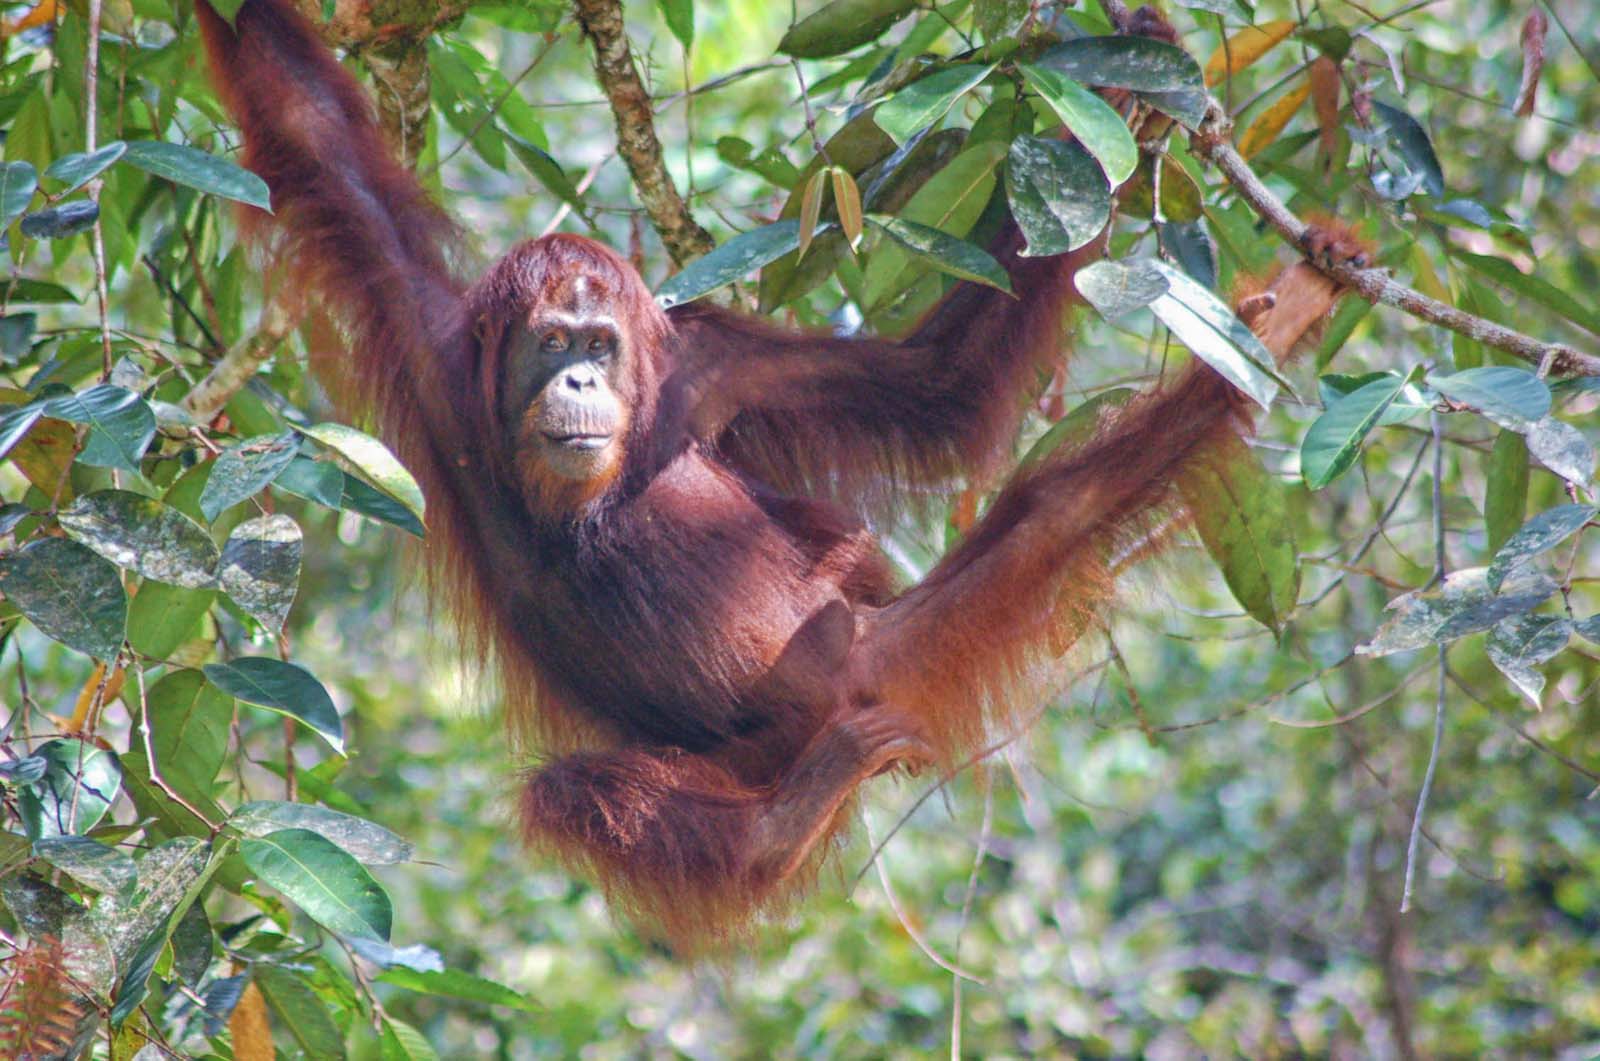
(540, 330), (568, 353)
(587, 336), (607, 353)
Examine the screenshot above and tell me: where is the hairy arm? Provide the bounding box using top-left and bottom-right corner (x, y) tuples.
(669, 223), (1093, 507)
(195, 0), (467, 425)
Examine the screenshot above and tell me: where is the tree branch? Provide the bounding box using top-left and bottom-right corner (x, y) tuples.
(571, 0), (714, 266)
(1190, 102), (1600, 378)
(182, 299), (295, 425)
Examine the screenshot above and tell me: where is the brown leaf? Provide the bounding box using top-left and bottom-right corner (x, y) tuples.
(1309, 57), (1342, 158)
(230, 981), (275, 1061)
(1514, 8), (1548, 118)
(1238, 81), (1312, 159)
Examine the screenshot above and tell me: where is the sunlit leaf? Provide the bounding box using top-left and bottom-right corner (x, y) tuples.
(1075, 258), (1169, 319)
(59, 489), (220, 589)
(1525, 416), (1594, 485)
(378, 967), (537, 1011)
(34, 835), (137, 896)
(241, 828), (392, 940)
(232, 801), (412, 865)
(1487, 613), (1570, 706)
(299, 422), (425, 527)
(1487, 503), (1596, 592)
(219, 514), (301, 634)
(121, 140), (272, 211)
(1357, 566), (1558, 656)
(17, 739), (122, 838)
(1020, 63), (1137, 185)
(656, 220), (802, 307)
(867, 215), (1012, 293)
(1301, 373), (1408, 489)
(1428, 366), (1551, 430)
(875, 64), (994, 145)
(1005, 135), (1111, 257)
(200, 431), (299, 521)
(1037, 36), (1204, 93)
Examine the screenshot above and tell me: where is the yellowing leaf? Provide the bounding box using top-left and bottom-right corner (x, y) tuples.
(1205, 20), (1296, 86)
(1238, 81), (1311, 158)
(230, 982), (274, 1061)
(797, 169), (827, 261)
(831, 167), (863, 246)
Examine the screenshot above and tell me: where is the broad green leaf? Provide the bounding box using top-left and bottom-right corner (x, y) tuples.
(1019, 62), (1137, 185)
(777, 0), (917, 58)
(1005, 135), (1111, 256)
(382, 1018), (440, 1061)
(120, 746), (226, 841)
(1301, 373), (1408, 489)
(0, 277), (80, 303)
(44, 142), (127, 194)
(0, 312), (37, 361)
(59, 489), (220, 589)
(1485, 430), (1530, 553)
(1182, 443), (1300, 634)
(1036, 36), (1205, 93)
(34, 835), (137, 895)
(299, 422), (425, 526)
(875, 64), (994, 145)
(199, 431), (299, 521)
(111, 924), (167, 1025)
(231, 801), (412, 864)
(44, 385), (157, 472)
(170, 901), (213, 988)
(0, 537), (127, 660)
(241, 828), (392, 940)
(128, 581), (215, 659)
(1525, 416), (1594, 485)
(1487, 614), (1571, 706)
(656, 220), (803, 307)
(1075, 258), (1168, 319)
(378, 967), (537, 1011)
(1372, 101), (1445, 197)
(0, 160), (38, 228)
(143, 668), (233, 790)
(1575, 615), (1600, 643)
(1159, 220), (1216, 288)
(1356, 566), (1558, 656)
(253, 964), (346, 1059)
(655, 0), (693, 47)
(1147, 261), (1285, 410)
(89, 836), (210, 964)
(1315, 299), (1373, 369)
(343, 474), (425, 537)
(507, 137), (589, 219)
(19, 200), (99, 239)
(0, 401), (44, 460)
(203, 657), (344, 754)
(1319, 372), (1429, 425)
(1020, 388), (1137, 467)
(1487, 503), (1597, 592)
(867, 215), (1012, 293)
(1428, 366), (1551, 430)
(273, 455), (346, 509)
(1453, 250), (1600, 336)
(121, 140), (272, 211)
(18, 740), (122, 838)
(219, 514), (302, 634)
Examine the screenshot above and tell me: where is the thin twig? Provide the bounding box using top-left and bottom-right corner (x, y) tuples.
(862, 815), (985, 984)
(84, 0), (113, 376)
(1190, 104), (1600, 377)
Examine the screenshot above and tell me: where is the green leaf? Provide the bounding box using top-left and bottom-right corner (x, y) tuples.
(142, 669), (233, 791)
(18, 739), (122, 838)
(121, 140), (272, 211)
(59, 489), (220, 589)
(1357, 566), (1557, 656)
(1301, 373), (1408, 489)
(378, 967), (537, 1011)
(1372, 100), (1445, 197)
(1147, 260), (1286, 409)
(655, 0), (693, 47)
(0, 160), (38, 228)
(655, 220), (803, 308)
(1075, 258), (1169, 319)
(241, 828), (392, 941)
(253, 964), (346, 1059)
(0, 537), (128, 660)
(1019, 63), (1137, 185)
(875, 64), (994, 144)
(273, 455), (347, 509)
(128, 581), (215, 659)
(1487, 503), (1597, 592)
(298, 422), (425, 526)
(208, 0), (247, 24)
(867, 215), (1011, 293)
(382, 1018), (440, 1061)
(0, 401), (44, 460)
(199, 431), (299, 521)
(506, 137), (590, 220)
(44, 384), (157, 473)
(342, 474), (425, 537)
(1525, 416), (1595, 486)
(34, 835), (137, 895)
(89, 837), (211, 967)
(1036, 36), (1206, 93)
(231, 801), (412, 865)
(0, 277), (80, 303)
(44, 142), (127, 194)
(1005, 135), (1111, 256)
(777, 0), (917, 58)
(1182, 443), (1300, 634)
(1484, 430), (1530, 554)
(203, 657), (345, 754)
(170, 901), (212, 988)
(110, 923), (166, 1025)
(1453, 250), (1600, 337)
(1428, 366), (1551, 430)
(1487, 613), (1571, 706)
(219, 514), (302, 634)
(1318, 372), (1428, 425)
(19, 200), (100, 239)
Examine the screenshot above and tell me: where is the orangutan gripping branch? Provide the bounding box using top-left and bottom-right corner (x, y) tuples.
(196, 0), (1360, 947)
